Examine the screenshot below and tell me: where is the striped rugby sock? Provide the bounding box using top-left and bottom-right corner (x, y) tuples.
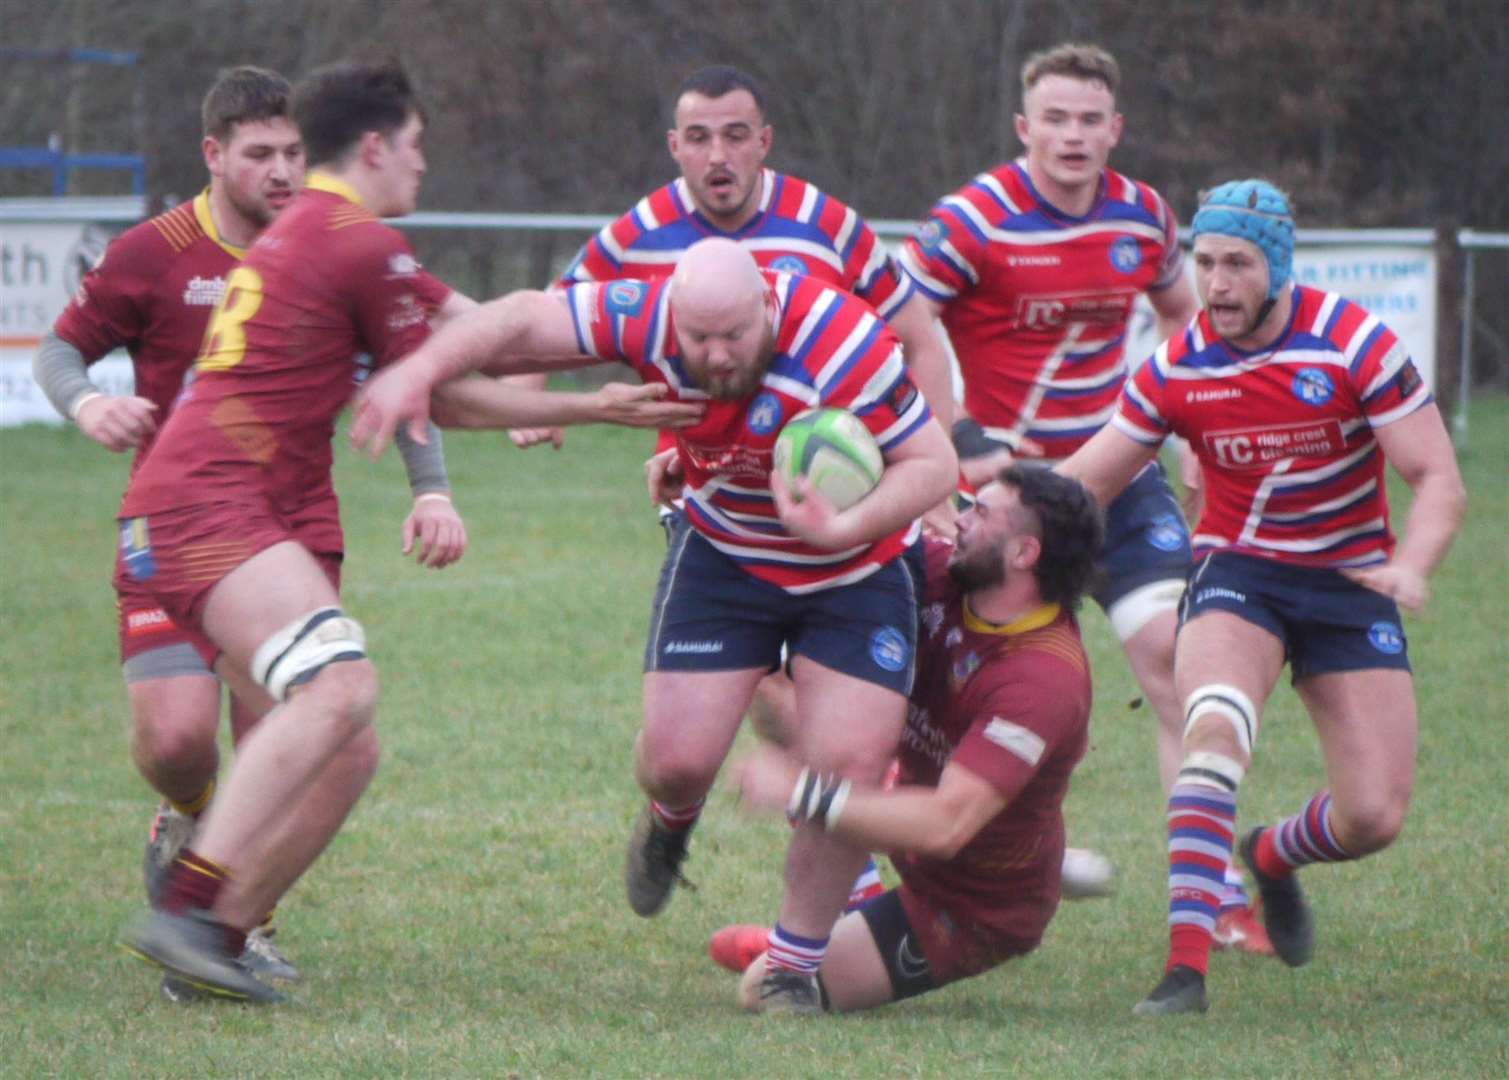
(766, 923), (829, 976)
(1257, 791), (1352, 876)
(1166, 782), (1237, 975)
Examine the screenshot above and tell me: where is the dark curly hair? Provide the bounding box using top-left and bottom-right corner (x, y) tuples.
(674, 65), (767, 122)
(999, 463), (1105, 611)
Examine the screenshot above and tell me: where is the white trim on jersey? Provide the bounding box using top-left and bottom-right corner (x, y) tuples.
(795, 180), (820, 223)
(1360, 341), (1412, 398)
(764, 370), (820, 408)
(739, 236), (845, 276)
(782, 284), (839, 367)
(814, 315), (884, 393)
(977, 171), (1023, 216)
(1112, 411), (1166, 446)
(1261, 477), (1377, 521)
(1368, 389), (1431, 428)
(832, 204), (858, 255)
(1029, 400), (1120, 433)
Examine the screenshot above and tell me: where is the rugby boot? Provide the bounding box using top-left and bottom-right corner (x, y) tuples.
(142, 804), (196, 906)
(123, 909), (284, 1004)
(1239, 827), (1314, 967)
(709, 924), (771, 973)
(624, 804), (695, 917)
(753, 966), (823, 1015)
(1132, 965), (1209, 1016)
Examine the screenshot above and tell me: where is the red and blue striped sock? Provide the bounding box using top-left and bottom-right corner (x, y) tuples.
(1256, 791), (1352, 876)
(1166, 782), (1236, 975)
(766, 923), (829, 976)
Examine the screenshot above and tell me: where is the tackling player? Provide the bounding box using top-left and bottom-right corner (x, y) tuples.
(723, 465), (1101, 1013)
(1060, 179), (1467, 1015)
(350, 237), (958, 1014)
(32, 66), (466, 995)
(119, 58), (696, 1004)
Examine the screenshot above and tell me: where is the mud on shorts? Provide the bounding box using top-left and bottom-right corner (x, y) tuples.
(1180, 550), (1412, 680)
(644, 517), (922, 695)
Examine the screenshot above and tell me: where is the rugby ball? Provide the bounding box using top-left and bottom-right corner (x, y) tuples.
(772, 407), (883, 511)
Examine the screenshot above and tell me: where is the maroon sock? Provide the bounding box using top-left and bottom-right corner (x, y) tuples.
(158, 848), (228, 915)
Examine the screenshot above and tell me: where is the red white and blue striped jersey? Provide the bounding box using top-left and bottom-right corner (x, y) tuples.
(1114, 285), (1432, 568)
(900, 160), (1184, 458)
(558, 168), (912, 320)
(564, 271), (932, 593)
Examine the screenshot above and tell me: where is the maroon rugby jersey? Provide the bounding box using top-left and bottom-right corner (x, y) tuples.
(892, 537), (1092, 940)
(121, 173), (448, 526)
(53, 191), (243, 476)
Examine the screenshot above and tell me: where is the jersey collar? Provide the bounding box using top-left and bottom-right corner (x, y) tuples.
(192, 189), (247, 259)
(962, 599), (1061, 637)
(306, 171), (365, 207)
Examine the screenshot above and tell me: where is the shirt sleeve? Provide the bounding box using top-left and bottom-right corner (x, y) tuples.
(51, 227), (154, 361)
(347, 229), (439, 368)
(1147, 188), (1187, 292)
(1113, 345), (1175, 445)
(949, 656), (1084, 805)
(897, 187), (992, 305)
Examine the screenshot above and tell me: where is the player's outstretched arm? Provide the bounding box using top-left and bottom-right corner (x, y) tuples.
(1342, 403), (1467, 610)
(734, 744), (1004, 859)
(429, 377), (703, 433)
(351, 290), (590, 459)
(1055, 423), (1161, 507)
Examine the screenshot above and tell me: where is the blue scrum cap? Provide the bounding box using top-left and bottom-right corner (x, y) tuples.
(1191, 179), (1294, 300)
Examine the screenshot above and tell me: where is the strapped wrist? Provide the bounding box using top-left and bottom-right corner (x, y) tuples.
(69, 390), (104, 423)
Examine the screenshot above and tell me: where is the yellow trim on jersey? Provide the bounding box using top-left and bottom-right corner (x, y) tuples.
(962, 600), (1061, 637)
(306, 171), (365, 207)
(193, 189), (248, 259)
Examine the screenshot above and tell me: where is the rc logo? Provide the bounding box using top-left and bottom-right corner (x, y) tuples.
(606, 280), (647, 317)
(1292, 367), (1335, 407)
(746, 392), (782, 435)
(769, 255), (807, 274)
(1368, 621), (1405, 655)
(870, 626), (909, 673)
(1109, 236), (1143, 274)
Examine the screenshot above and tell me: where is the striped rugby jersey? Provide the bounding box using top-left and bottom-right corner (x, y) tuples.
(558, 168), (912, 320)
(900, 160), (1184, 458)
(565, 271), (932, 593)
(1114, 284), (1432, 567)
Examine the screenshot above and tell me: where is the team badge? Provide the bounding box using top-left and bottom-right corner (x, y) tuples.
(119, 518), (157, 581)
(1146, 513), (1187, 553)
(951, 650), (981, 686)
(870, 626), (909, 673)
(605, 280), (647, 317)
(916, 220), (947, 253)
(746, 392), (783, 435)
(1368, 621), (1405, 655)
(769, 255), (807, 274)
(1292, 367), (1335, 407)
(1109, 236), (1143, 274)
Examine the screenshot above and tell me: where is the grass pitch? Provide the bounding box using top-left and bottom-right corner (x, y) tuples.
(1, 397), (1504, 1077)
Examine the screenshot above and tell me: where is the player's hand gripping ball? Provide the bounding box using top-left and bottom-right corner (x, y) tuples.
(771, 407), (883, 511)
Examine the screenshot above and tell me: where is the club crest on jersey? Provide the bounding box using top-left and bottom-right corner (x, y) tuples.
(769, 255), (807, 274)
(1109, 236), (1143, 274)
(746, 392), (783, 435)
(1292, 367), (1335, 407)
(1146, 513), (1187, 552)
(870, 626), (910, 673)
(1368, 621), (1405, 655)
(951, 650), (981, 686)
(606, 280), (648, 317)
(119, 518), (157, 581)
(387, 253), (420, 276)
(915, 220), (948, 253)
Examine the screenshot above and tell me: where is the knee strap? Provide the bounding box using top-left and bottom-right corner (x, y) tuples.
(251, 607), (367, 702)
(1183, 683), (1257, 756)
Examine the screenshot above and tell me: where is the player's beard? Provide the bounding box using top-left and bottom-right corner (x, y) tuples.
(947, 537), (1008, 592)
(227, 185), (281, 230)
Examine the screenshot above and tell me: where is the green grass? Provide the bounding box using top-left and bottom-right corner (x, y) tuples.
(1, 398), (1505, 1077)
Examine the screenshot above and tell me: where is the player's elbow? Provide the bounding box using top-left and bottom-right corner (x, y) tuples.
(913, 819), (976, 861)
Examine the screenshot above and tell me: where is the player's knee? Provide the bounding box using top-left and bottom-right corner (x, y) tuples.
(1330, 791), (1410, 856)
(306, 657), (379, 741)
(127, 690), (219, 774)
(636, 751), (716, 804)
(252, 607), (369, 703)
